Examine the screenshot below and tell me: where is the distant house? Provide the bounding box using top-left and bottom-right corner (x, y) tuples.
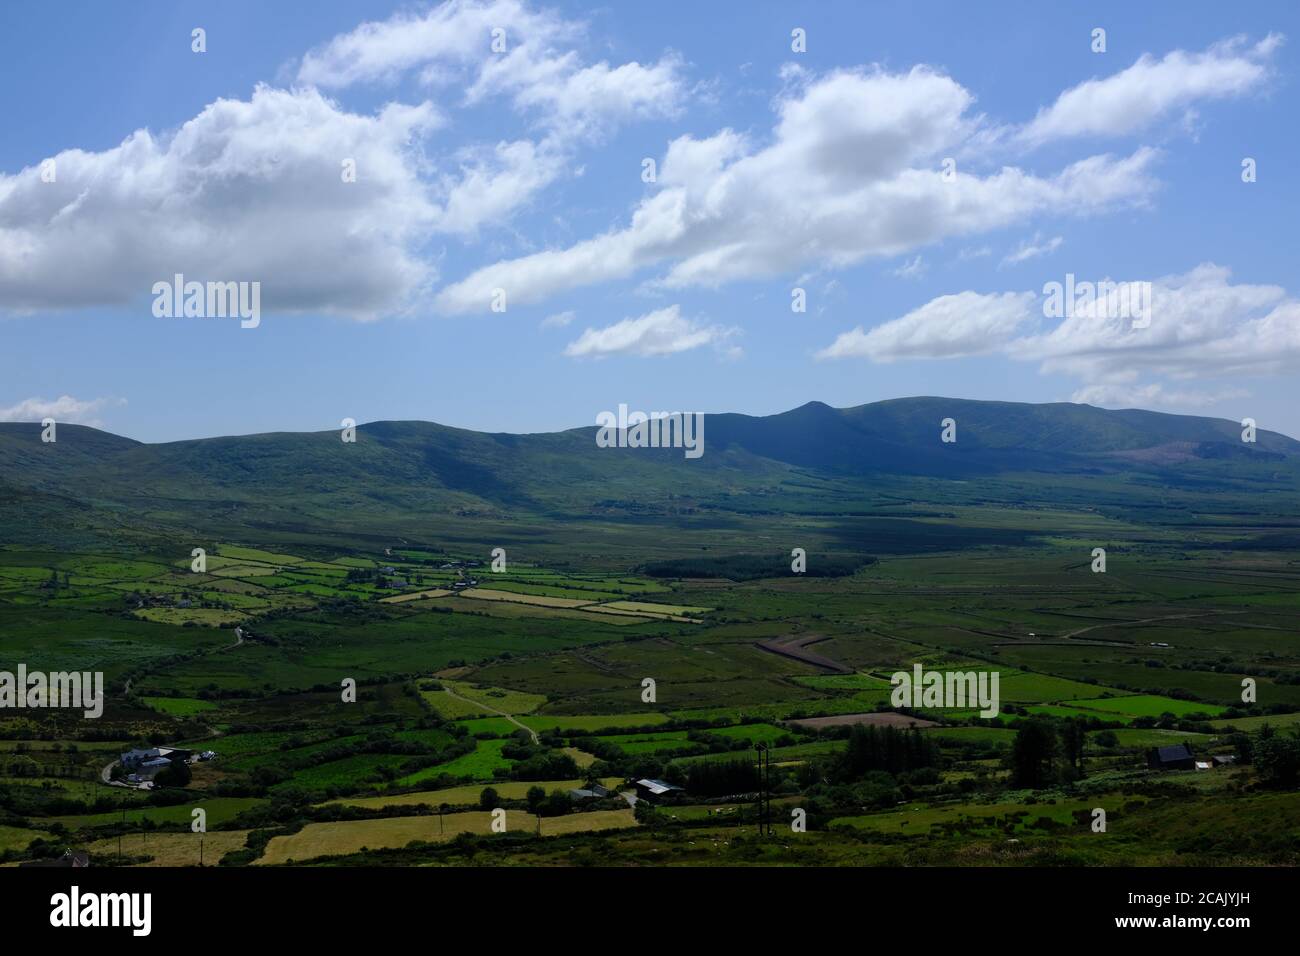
(634, 778), (684, 802)
(1212, 755), (1237, 767)
(1147, 743), (1196, 771)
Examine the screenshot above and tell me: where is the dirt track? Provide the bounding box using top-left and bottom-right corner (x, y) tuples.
(756, 634), (853, 674)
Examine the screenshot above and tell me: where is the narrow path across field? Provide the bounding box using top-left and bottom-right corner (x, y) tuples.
(441, 683), (539, 744)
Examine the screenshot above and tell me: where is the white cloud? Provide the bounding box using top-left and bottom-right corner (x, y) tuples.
(436, 65), (1160, 313)
(0, 395), (122, 426)
(0, 86), (440, 318)
(1019, 34), (1281, 146)
(820, 264), (1300, 414)
(540, 309), (574, 329)
(298, 0), (570, 90)
(300, 0), (686, 138)
(817, 291), (1037, 362)
(563, 304), (736, 358)
(1011, 263), (1300, 381)
(1001, 233), (1063, 267)
(1070, 382), (1247, 410)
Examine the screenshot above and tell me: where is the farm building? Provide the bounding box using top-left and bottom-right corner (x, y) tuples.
(1146, 743), (1196, 771)
(120, 746), (194, 772)
(568, 783), (613, 802)
(634, 778), (684, 802)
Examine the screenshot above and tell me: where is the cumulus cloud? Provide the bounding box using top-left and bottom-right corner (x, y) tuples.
(1018, 34), (1281, 146)
(817, 291), (1037, 361)
(436, 65), (1160, 313)
(1011, 263), (1300, 381)
(0, 1), (688, 317)
(563, 305), (736, 357)
(0, 86), (441, 317)
(820, 264), (1300, 412)
(0, 395), (123, 426)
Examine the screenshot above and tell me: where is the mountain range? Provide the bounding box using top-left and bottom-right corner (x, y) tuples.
(2, 397), (1297, 552)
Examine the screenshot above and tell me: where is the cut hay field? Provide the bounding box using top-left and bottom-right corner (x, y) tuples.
(459, 589), (594, 608)
(87, 830), (252, 867)
(257, 809), (638, 864)
(379, 588), (452, 603)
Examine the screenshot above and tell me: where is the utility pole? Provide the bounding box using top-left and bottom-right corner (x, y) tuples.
(755, 743), (771, 836)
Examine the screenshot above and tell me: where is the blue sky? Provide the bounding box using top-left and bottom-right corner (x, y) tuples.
(2, 0), (1298, 441)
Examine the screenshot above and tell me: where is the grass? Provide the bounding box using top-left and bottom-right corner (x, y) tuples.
(388, 739), (514, 787)
(143, 696), (218, 716)
(325, 777), (622, 809)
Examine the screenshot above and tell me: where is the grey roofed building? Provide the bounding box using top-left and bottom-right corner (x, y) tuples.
(634, 778), (684, 800)
(120, 747), (162, 768)
(1146, 743), (1195, 770)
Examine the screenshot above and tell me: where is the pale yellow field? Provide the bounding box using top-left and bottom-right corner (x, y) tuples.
(452, 599), (647, 624)
(379, 588), (452, 604)
(457, 589), (592, 608)
(580, 604), (698, 623)
(324, 776), (622, 809)
(87, 830), (251, 867)
(210, 564), (280, 577)
(602, 600), (712, 615)
(258, 809), (637, 864)
(133, 607), (246, 627)
(563, 747), (597, 769)
(578, 605), (656, 620)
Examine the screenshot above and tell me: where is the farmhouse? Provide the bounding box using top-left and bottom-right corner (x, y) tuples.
(1146, 743), (1195, 771)
(634, 778), (684, 802)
